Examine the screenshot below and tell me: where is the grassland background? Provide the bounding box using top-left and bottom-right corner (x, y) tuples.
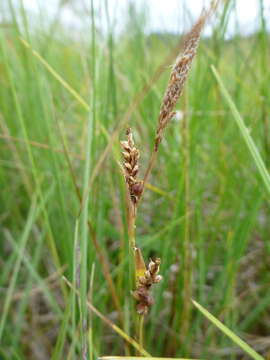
(1, 0), (270, 359)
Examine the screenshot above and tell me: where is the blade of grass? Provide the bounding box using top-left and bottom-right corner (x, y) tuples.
(79, 1), (96, 357)
(192, 299), (265, 360)
(20, 38), (90, 111)
(4, 231), (62, 316)
(51, 300), (72, 360)
(11, 230), (45, 347)
(211, 65), (270, 195)
(89, 263), (95, 360)
(0, 194), (38, 340)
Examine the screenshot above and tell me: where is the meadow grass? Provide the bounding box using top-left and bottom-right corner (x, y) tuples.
(0, 1), (270, 359)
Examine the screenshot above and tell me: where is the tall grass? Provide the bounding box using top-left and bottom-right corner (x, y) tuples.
(0, 1), (270, 359)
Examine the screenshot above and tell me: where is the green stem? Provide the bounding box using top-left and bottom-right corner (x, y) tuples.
(180, 89), (192, 350)
(138, 315), (144, 351)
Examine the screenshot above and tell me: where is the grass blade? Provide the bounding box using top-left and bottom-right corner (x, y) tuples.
(0, 195), (37, 340)
(192, 299), (265, 360)
(211, 64), (270, 195)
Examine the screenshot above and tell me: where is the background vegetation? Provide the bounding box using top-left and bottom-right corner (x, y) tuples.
(1, 0), (270, 359)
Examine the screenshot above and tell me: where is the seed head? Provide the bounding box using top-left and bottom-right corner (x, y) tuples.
(155, 10), (209, 151)
(132, 256), (162, 315)
(120, 128), (143, 204)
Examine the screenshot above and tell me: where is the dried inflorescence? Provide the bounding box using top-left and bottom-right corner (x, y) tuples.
(155, 11), (208, 151)
(132, 256), (162, 315)
(120, 128), (143, 205)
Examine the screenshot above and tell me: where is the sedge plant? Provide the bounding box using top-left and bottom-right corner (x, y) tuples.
(119, 4), (217, 353)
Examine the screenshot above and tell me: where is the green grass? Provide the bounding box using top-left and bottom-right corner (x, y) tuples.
(0, 1), (270, 359)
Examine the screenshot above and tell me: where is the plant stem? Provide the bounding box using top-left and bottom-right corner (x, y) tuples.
(127, 199), (137, 286)
(138, 315), (144, 353)
(127, 196), (138, 351)
(180, 89), (192, 349)
(128, 201), (136, 250)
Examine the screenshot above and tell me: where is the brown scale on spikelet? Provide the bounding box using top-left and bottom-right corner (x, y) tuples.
(120, 128), (143, 205)
(132, 256), (162, 315)
(155, 11), (209, 151)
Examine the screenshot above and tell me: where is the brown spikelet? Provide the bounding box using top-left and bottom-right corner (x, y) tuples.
(120, 128), (143, 205)
(155, 10), (209, 151)
(132, 256), (162, 315)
